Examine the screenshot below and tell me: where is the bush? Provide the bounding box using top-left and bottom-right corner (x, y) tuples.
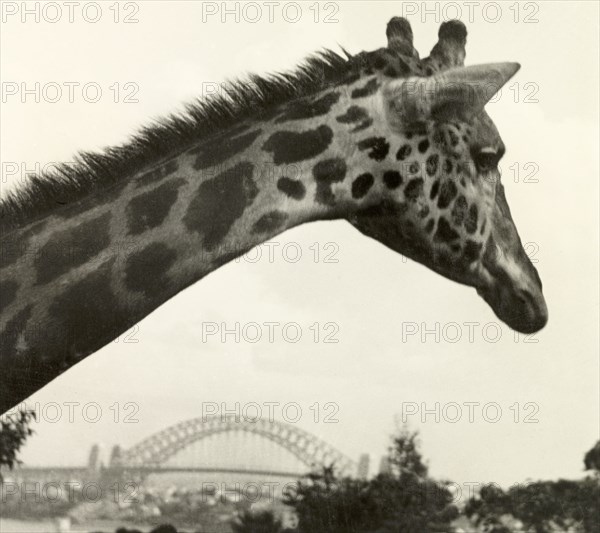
(285, 427), (458, 533)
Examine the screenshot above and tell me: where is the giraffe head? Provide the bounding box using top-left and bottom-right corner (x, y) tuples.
(346, 18), (547, 333)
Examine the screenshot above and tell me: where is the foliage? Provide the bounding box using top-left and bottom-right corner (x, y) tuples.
(231, 509), (283, 533)
(465, 476), (600, 532)
(584, 440), (600, 473)
(0, 409), (36, 481)
(285, 426), (458, 533)
(284, 465), (374, 533)
(387, 428), (429, 479)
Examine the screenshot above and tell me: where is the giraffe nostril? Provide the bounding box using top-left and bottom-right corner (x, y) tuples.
(517, 289), (534, 307)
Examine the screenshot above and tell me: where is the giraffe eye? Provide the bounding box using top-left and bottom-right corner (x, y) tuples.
(473, 147), (502, 172)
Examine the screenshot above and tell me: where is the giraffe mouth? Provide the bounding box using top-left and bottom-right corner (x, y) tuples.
(477, 284), (548, 334)
(477, 233), (548, 334)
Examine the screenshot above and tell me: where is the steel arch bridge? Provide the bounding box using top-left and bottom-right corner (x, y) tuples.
(111, 415), (357, 477)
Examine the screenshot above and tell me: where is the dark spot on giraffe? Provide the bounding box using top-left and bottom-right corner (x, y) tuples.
(426, 154), (439, 176)
(434, 217), (460, 243)
(313, 158), (347, 206)
(339, 71), (361, 86)
(125, 242), (177, 299)
(192, 129), (262, 170)
(396, 144), (412, 161)
(466, 204), (478, 234)
(352, 173), (374, 199)
(252, 210), (288, 234)
(406, 133), (414, 140)
(184, 162), (258, 250)
(430, 180), (440, 200)
(135, 160), (179, 188)
(277, 177), (306, 200)
(336, 106), (373, 131)
(396, 58), (411, 75)
(54, 179), (130, 220)
(464, 239), (483, 262)
(212, 249), (244, 268)
(337, 105), (368, 124)
(276, 92), (341, 123)
(0, 237), (27, 270)
(34, 212), (111, 285)
(0, 279), (19, 314)
(451, 243), (461, 253)
(262, 125), (333, 165)
(404, 178), (424, 202)
(444, 159), (453, 174)
(437, 181), (458, 209)
(462, 135), (469, 143)
(126, 178), (186, 236)
(460, 178), (467, 187)
(257, 104), (284, 122)
(372, 55), (386, 70)
(383, 170), (403, 189)
(351, 118), (373, 132)
(419, 206), (430, 218)
(409, 162), (420, 174)
(47, 258), (130, 358)
(351, 78), (380, 98)
(425, 219), (435, 233)
(103, 179), (132, 204)
(480, 218), (487, 235)
(354, 199), (408, 219)
(418, 139), (430, 153)
(451, 195), (468, 226)
(383, 66), (398, 77)
(357, 137), (389, 161)
(0, 305), (32, 356)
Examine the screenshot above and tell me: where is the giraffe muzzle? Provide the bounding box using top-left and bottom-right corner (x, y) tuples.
(477, 283), (548, 334)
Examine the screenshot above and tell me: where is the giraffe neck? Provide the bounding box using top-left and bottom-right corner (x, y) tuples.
(0, 75), (391, 413)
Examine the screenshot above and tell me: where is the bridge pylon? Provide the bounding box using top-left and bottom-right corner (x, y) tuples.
(87, 444), (101, 472)
(357, 453), (370, 479)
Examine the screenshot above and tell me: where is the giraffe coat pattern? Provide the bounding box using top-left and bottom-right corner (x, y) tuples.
(0, 18), (547, 413)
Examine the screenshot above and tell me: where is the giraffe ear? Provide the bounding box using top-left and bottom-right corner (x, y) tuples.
(384, 62), (521, 128)
(386, 16), (419, 60)
(422, 20), (468, 72)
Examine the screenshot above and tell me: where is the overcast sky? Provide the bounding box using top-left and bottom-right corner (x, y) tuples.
(1, 1), (598, 491)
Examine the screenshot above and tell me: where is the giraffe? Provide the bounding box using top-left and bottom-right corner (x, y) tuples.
(0, 18), (547, 414)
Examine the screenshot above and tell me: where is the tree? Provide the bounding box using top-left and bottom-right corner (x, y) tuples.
(284, 465), (376, 533)
(285, 427), (458, 533)
(584, 440), (600, 473)
(0, 409), (36, 482)
(369, 426), (458, 533)
(387, 426), (429, 479)
(231, 509), (283, 533)
(465, 449), (600, 533)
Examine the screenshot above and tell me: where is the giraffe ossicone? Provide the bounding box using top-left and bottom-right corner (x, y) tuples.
(0, 17), (547, 413)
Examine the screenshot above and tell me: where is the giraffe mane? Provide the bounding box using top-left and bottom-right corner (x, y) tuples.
(0, 49), (352, 232)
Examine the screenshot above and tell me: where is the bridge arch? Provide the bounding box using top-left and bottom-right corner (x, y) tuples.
(115, 416), (356, 476)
